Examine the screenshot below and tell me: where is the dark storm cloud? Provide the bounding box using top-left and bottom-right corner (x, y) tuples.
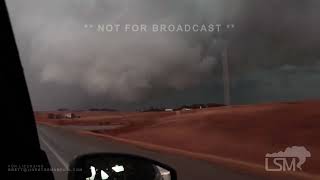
(5, 0), (320, 110)
(7, 0), (223, 103)
(227, 0), (320, 72)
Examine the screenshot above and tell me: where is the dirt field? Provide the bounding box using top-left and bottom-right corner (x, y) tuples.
(36, 100), (320, 176)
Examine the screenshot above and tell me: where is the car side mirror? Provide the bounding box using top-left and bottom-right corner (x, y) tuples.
(68, 153), (177, 180)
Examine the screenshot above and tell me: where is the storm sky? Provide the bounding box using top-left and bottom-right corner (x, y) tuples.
(6, 0), (320, 110)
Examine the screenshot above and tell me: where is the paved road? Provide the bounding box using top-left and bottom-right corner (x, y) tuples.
(37, 124), (267, 180)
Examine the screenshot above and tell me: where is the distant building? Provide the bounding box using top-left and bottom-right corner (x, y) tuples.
(65, 113), (76, 119)
(165, 108), (173, 112)
(55, 114), (63, 119)
(182, 108), (191, 111)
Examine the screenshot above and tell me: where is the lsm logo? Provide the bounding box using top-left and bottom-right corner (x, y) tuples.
(265, 146), (311, 172)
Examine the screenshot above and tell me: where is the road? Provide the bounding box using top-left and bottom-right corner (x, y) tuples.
(37, 124), (267, 180)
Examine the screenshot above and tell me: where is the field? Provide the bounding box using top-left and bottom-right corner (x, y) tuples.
(36, 100), (320, 178)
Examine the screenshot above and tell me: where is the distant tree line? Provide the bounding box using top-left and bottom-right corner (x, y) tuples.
(87, 108), (117, 112)
(138, 103), (225, 112)
(57, 108), (117, 112)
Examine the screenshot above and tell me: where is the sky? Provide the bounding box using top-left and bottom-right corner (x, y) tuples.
(6, 0), (320, 111)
